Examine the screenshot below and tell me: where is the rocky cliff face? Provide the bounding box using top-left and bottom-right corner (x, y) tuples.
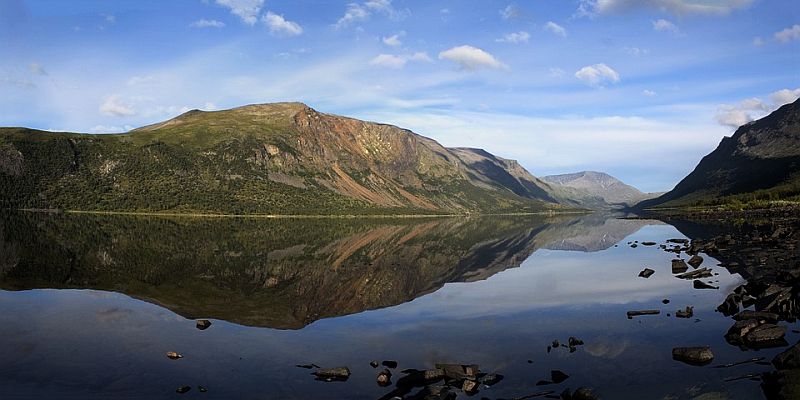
(0, 103), (565, 214)
(638, 99), (800, 208)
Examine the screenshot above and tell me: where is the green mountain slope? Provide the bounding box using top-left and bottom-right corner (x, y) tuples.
(0, 102), (566, 215)
(638, 98), (800, 209)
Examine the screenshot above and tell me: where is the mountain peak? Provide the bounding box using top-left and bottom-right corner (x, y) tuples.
(542, 171), (655, 208)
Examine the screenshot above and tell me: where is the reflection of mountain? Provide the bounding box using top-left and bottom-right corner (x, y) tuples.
(0, 212), (582, 329)
(539, 213), (662, 252)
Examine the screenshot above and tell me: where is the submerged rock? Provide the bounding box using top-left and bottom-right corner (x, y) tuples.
(688, 255), (704, 268)
(672, 347), (714, 366)
(382, 360), (398, 369)
(638, 268), (655, 278)
(166, 351), (183, 360)
(551, 370), (569, 384)
(734, 310), (779, 323)
(434, 363), (478, 380)
(377, 369), (392, 386)
(676, 268), (713, 280)
(627, 310), (660, 319)
(176, 386), (191, 394)
(313, 367), (351, 381)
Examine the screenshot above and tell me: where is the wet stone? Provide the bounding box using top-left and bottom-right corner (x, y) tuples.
(176, 386), (191, 394)
(195, 319), (212, 330)
(672, 259), (689, 274)
(672, 346), (714, 366)
(638, 268), (655, 278)
(675, 306), (694, 318)
(688, 255), (704, 268)
(693, 280), (718, 290)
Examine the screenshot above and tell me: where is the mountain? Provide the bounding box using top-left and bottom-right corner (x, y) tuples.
(638, 99), (800, 208)
(0, 102), (567, 215)
(541, 171), (659, 209)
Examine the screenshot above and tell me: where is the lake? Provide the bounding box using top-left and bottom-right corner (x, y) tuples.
(0, 211), (797, 399)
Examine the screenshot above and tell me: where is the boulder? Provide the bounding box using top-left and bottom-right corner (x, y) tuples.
(733, 310), (779, 323)
(196, 319), (212, 330)
(313, 367), (351, 380)
(725, 319), (761, 345)
(672, 347), (714, 366)
(693, 280), (718, 289)
(688, 255), (704, 268)
(676, 306), (694, 318)
(377, 369), (392, 386)
(672, 259), (689, 274)
(166, 351), (183, 360)
(772, 341), (800, 370)
(434, 364), (478, 380)
(744, 324), (787, 345)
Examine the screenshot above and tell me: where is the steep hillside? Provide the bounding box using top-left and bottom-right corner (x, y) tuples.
(542, 171), (658, 209)
(0, 102), (565, 215)
(638, 99), (800, 208)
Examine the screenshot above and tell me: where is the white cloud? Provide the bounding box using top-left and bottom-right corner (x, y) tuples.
(28, 62), (48, 76)
(752, 36), (764, 46)
(370, 52), (431, 68)
(262, 11), (303, 36)
(335, 0), (408, 29)
(500, 4), (520, 20)
(190, 19), (225, 28)
(216, 0), (264, 25)
(382, 32), (404, 46)
(438, 45), (506, 70)
(99, 95), (136, 117)
(574, 63), (620, 87)
(770, 88), (800, 106)
(102, 14), (116, 24)
(544, 21), (567, 37)
(715, 88), (800, 128)
(643, 90), (657, 97)
(774, 24), (800, 43)
(370, 54), (407, 69)
(496, 31), (530, 44)
(577, 0), (753, 17)
(652, 19), (679, 34)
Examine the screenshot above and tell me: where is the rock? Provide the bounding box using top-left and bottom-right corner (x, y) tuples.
(733, 310), (779, 323)
(434, 364), (478, 380)
(772, 341), (800, 370)
(672, 259), (689, 274)
(668, 238), (690, 244)
(551, 370), (569, 384)
(480, 373), (503, 386)
(744, 324), (786, 345)
(423, 369), (445, 380)
(693, 280), (718, 289)
(672, 347), (714, 366)
(552, 339), (560, 348)
(716, 293), (740, 316)
(688, 255), (704, 268)
(675, 306), (694, 318)
(382, 360), (398, 369)
(662, 299), (670, 304)
(195, 319), (212, 330)
(572, 388), (600, 400)
(638, 268), (655, 278)
(198, 386), (207, 393)
(296, 363), (320, 369)
(568, 337), (584, 347)
(176, 386), (191, 394)
(627, 309), (660, 319)
(631, 244), (638, 248)
(377, 369), (392, 386)
(676, 268), (713, 280)
(313, 367), (351, 380)
(725, 319), (761, 345)
(166, 351), (183, 360)
(762, 369), (800, 400)
(462, 379), (478, 393)
(370, 360), (379, 368)
(642, 241), (657, 246)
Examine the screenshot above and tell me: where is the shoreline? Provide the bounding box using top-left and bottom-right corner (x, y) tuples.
(10, 208), (591, 219)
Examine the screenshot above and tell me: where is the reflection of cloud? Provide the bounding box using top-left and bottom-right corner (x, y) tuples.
(584, 337), (629, 359)
(96, 307), (134, 322)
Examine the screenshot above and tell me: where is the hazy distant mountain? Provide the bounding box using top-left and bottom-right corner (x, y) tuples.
(638, 99), (800, 208)
(0, 102), (568, 215)
(542, 171), (660, 209)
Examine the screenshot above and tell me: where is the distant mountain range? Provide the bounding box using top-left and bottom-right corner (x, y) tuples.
(638, 98), (800, 208)
(542, 171), (661, 209)
(0, 102), (653, 215)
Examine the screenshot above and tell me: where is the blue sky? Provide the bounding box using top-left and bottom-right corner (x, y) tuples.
(1, 0), (798, 192)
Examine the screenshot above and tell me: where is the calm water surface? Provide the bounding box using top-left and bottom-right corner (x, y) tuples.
(0, 212), (796, 399)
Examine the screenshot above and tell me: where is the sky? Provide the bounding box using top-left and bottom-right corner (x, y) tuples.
(1, 0), (799, 192)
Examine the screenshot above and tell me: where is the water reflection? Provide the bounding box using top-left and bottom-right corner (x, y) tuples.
(1, 211), (797, 399)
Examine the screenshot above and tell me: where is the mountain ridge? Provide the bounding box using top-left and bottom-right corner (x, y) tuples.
(638, 98), (800, 208)
(0, 102), (572, 215)
(542, 170), (660, 209)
